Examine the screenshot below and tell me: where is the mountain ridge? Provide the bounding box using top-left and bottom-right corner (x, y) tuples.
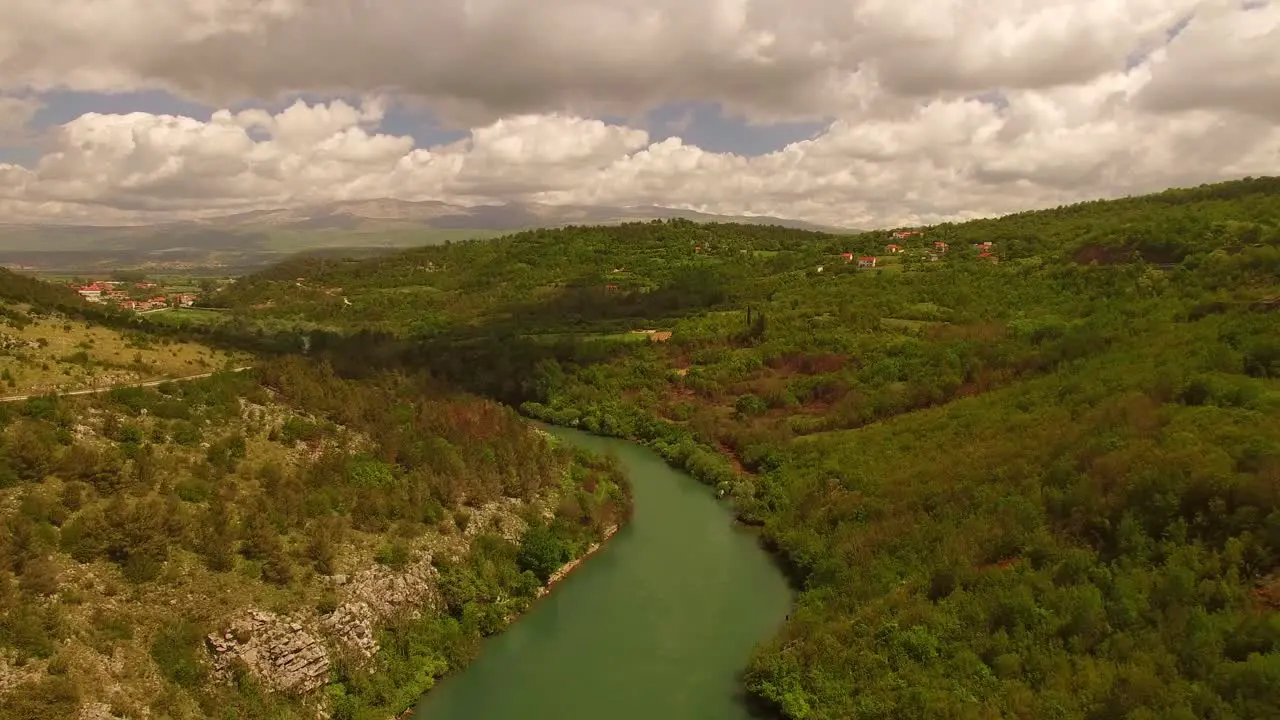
(1, 199), (848, 233)
(0, 199), (851, 271)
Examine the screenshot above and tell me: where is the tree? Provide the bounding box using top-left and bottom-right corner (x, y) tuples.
(201, 490), (236, 572)
(306, 517), (343, 575)
(515, 525), (566, 584)
(18, 556), (60, 597)
(3, 421), (56, 483)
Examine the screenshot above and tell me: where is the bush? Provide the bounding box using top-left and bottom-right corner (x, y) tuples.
(150, 619), (208, 689)
(735, 393), (769, 416)
(374, 541), (411, 570)
(0, 675), (80, 720)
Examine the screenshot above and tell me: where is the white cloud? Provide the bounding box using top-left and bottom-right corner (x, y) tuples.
(0, 1), (1277, 227)
(0, 0), (1213, 122)
(1137, 2), (1280, 120)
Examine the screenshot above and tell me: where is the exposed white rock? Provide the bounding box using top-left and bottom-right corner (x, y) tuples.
(206, 610), (331, 695)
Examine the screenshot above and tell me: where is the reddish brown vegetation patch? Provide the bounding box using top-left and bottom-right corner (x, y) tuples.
(766, 352), (849, 375)
(1255, 575), (1280, 611)
(1074, 245), (1131, 265)
(976, 557), (1025, 573)
(925, 322), (1007, 343)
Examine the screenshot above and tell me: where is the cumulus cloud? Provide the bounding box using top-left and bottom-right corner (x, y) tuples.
(1137, 2), (1280, 120)
(0, 0), (1210, 122)
(0, 0), (1277, 227)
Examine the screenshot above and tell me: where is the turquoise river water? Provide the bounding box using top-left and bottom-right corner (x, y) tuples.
(413, 425), (793, 720)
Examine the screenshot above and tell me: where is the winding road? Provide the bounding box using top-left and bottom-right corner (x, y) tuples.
(0, 366), (254, 403)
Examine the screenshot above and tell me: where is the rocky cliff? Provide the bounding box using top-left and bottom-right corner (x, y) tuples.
(202, 484), (620, 715)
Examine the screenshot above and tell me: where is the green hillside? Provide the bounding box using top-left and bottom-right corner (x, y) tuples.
(206, 176), (1280, 718)
(0, 274), (630, 717)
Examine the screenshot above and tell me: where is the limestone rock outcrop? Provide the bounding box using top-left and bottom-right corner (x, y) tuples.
(206, 610), (330, 695)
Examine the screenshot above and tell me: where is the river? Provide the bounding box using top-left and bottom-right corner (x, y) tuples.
(412, 425), (793, 720)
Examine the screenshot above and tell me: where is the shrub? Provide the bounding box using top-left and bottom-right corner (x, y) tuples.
(150, 619), (207, 689)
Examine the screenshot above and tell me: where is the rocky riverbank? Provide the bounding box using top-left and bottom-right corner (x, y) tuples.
(537, 524), (619, 598)
(392, 522), (621, 720)
(208, 520), (623, 710)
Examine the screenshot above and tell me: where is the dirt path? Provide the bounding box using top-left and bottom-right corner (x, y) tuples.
(0, 366), (254, 403)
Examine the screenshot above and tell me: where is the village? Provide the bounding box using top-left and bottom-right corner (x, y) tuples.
(828, 228), (998, 270)
(71, 279), (201, 312)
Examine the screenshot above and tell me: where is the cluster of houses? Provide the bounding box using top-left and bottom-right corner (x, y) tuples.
(832, 230), (998, 270)
(72, 281), (198, 312)
(972, 241), (996, 260)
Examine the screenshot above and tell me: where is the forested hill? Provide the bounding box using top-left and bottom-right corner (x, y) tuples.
(1, 341), (629, 714)
(212, 176), (1280, 334)
(209, 219), (838, 335)
(207, 176), (1278, 718)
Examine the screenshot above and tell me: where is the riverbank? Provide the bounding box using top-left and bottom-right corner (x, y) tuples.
(393, 522), (621, 720)
(525, 405), (806, 589)
(536, 524), (619, 598)
(516, 409), (804, 719)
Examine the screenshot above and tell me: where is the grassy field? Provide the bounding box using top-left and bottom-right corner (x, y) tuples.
(261, 228), (503, 252)
(0, 305), (249, 396)
(521, 330), (661, 344)
(37, 273), (216, 287)
(140, 308), (231, 328)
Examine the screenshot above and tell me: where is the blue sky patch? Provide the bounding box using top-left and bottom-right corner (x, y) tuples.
(641, 101), (829, 155)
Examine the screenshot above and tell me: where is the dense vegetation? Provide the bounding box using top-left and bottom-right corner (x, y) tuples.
(0, 347), (629, 718)
(209, 176), (1280, 719)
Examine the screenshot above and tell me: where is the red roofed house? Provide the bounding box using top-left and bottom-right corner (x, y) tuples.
(934, 241), (949, 252)
(978, 252), (998, 263)
(77, 282), (107, 302)
(840, 252), (854, 262)
(885, 244), (903, 253)
(972, 241), (993, 250)
(857, 256), (878, 269)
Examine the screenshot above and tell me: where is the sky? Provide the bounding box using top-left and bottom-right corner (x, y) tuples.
(0, 0), (1277, 228)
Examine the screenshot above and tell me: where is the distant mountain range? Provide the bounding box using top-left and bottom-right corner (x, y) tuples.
(0, 200), (849, 273)
(182, 199), (844, 232)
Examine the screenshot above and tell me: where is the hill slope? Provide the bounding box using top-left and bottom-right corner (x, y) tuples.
(0, 277), (632, 719)
(212, 176), (1280, 718)
(0, 268), (249, 397)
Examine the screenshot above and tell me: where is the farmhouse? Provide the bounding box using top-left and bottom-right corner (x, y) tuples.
(840, 252), (854, 262)
(934, 241), (950, 252)
(857, 256), (878, 269)
(885, 244), (903, 253)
